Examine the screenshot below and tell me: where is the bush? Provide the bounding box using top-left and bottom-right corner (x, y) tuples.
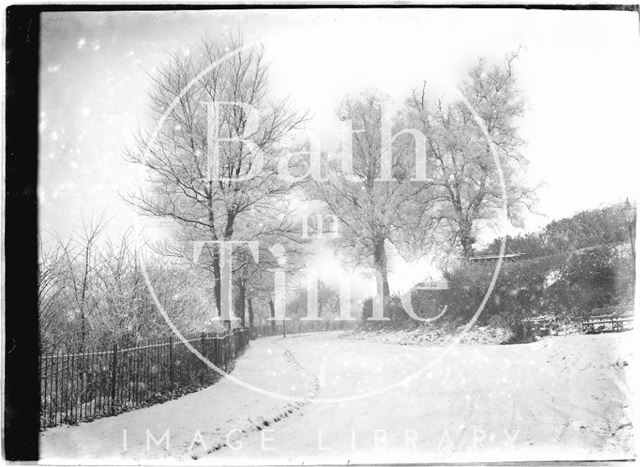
(359, 295), (409, 323)
(442, 243), (634, 331)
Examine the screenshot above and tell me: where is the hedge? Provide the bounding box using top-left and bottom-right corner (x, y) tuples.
(442, 243), (634, 329)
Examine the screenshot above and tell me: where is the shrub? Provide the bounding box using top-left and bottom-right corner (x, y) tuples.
(359, 295), (409, 323)
(442, 243), (634, 331)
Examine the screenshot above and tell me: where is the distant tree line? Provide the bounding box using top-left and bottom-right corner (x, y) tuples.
(478, 202), (635, 258)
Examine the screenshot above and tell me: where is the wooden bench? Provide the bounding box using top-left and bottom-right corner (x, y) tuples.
(582, 305), (634, 334)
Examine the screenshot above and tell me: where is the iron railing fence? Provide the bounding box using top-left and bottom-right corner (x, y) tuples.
(40, 328), (249, 429)
(252, 319), (357, 338)
(40, 320), (355, 429)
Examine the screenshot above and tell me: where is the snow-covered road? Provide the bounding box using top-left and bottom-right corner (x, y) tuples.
(41, 332), (634, 463)
(207, 332), (634, 463)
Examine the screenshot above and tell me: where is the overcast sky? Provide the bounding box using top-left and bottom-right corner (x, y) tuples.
(40, 8), (640, 293)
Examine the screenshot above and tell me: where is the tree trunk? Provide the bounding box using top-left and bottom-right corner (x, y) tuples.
(235, 283), (246, 328)
(212, 248), (222, 315)
(207, 198), (231, 329)
(458, 220), (475, 258)
(247, 297), (255, 338)
(207, 194), (225, 325)
(268, 299), (276, 334)
(80, 312), (86, 352)
(211, 247), (231, 329)
(452, 197), (475, 258)
(373, 237), (390, 317)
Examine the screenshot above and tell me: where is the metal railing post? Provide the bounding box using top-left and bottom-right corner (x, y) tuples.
(169, 336), (174, 390)
(110, 344), (118, 415)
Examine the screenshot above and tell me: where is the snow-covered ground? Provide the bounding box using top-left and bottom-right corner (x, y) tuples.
(344, 322), (516, 345)
(40, 337), (318, 462)
(40, 331), (635, 464)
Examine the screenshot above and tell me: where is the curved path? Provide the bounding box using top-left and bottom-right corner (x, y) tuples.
(207, 332), (634, 464)
(41, 332), (634, 463)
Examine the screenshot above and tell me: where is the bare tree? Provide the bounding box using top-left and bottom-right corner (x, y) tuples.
(38, 238), (70, 353)
(310, 90), (437, 308)
(39, 218), (225, 352)
(52, 214), (107, 351)
(125, 36), (308, 318)
(287, 279), (340, 320)
(403, 53), (536, 257)
(244, 233), (308, 333)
